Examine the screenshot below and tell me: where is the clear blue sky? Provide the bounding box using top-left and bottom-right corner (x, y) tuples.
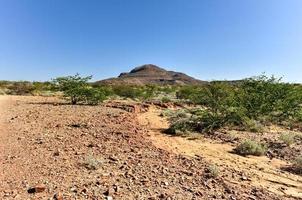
(0, 0), (302, 82)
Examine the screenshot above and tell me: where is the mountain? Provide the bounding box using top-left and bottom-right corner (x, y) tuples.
(96, 64), (206, 85)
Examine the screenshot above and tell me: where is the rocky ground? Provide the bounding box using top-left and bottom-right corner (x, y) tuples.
(0, 96), (300, 199)
(139, 107), (302, 198)
(203, 127), (302, 163)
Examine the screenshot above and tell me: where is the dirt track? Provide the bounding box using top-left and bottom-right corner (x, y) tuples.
(138, 106), (302, 198)
(0, 96), (300, 199)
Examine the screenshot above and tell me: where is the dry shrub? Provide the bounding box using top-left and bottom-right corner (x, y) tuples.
(235, 140), (267, 156)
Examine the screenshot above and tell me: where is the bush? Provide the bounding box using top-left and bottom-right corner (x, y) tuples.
(111, 85), (144, 99)
(161, 96), (171, 103)
(168, 109), (242, 134)
(158, 85), (177, 94)
(7, 81), (35, 95)
(160, 109), (174, 117)
(195, 111), (226, 133)
(176, 85), (203, 103)
(166, 118), (195, 135)
(206, 164), (220, 178)
(53, 74), (92, 104)
(0, 81), (56, 96)
(110, 84), (159, 100)
(82, 87), (108, 105)
(32, 81), (56, 95)
(0, 88), (5, 95)
(294, 156), (302, 173)
(143, 85), (158, 100)
(244, 119), (264, 133)
(234, 140), (267, 156)
(82, 154), (102, 170)
(279, 133), (296, 146)
(164, 109), (200, 135)
(168, 75), (302, 134)
(53, 74), (108, 105)
(236, 75), (302, 123)
(168, 110), (189, 122)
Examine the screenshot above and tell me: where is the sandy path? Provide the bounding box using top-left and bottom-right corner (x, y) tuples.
(0, 95), (11, 161)
(0, 96), (33, 199)
(0, 96), (22, 198)
(0, 96), (13, 194)
(138, 106), (302, 198)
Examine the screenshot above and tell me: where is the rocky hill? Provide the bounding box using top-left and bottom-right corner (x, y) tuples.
(96, 64), (206, 85)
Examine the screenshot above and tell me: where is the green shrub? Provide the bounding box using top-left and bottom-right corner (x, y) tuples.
(206, 164), (220, 178)
(236, 75), (302, 122)
(110, 84), (159, 100)
(142, 85), (158, 100)
(166, 118), (196, 135)
(166, 110), (225, 135)
(53, 74), (92, 104)
(158, 85), (177, 94)
(169, 110), (189, 122)
(0, 88), (5, 95)
(196, 111), (226, 133)
(164, 109), (199, 135)
(52, 74), (107, 105)
(169, 75), (302, 134)
(82, 87), (108, 105)
(111, 85), (144, 99)
(6, 81), (35, 95)
(176, 85), (203, 103)
(279, 133), (296, 146)
(161, 96), (171, 103)
(234, 140), (267, 156)
(244, 119), (264, 133)
(294, 156), (302, 173)
(166, 109), (241, 134)
(0, 81), (56, 96)
(160, 109), (174, 117)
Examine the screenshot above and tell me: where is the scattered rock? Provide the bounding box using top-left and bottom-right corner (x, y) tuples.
(104, 188), (115, 196)
(106, 196), (113, 200)
(0, 96), (293, 200)
(54, 192), (63, 200)
(53, 149), (60, 156)
(27, 184), (46, 193)
(109, 156), (118, 162)
(70, 187), (77, 193)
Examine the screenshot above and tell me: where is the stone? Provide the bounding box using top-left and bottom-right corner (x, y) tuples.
(54, 192), (63, 200)
(70, 187), (77, 193)
(104, 188), (115, 196)
(27, 184), (46, 193)
(53, 150), (60, 156)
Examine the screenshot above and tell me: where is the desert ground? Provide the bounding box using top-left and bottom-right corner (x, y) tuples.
(0, 95), (301, 199)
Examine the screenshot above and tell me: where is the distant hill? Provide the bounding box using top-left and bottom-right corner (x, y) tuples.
(96, 64), (206, 85)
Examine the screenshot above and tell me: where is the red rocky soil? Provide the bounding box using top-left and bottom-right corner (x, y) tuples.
(0, 96), (299, 199)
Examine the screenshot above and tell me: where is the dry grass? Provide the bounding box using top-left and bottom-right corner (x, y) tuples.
(207, 164), (220, 178)
(82, 154), (102, 170)
(235, 140), (267, 156)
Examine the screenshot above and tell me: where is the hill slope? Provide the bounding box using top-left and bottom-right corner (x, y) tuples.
(96, 64), (206, 85)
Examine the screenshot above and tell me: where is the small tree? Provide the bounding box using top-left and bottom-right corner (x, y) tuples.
(52, 74), (106, 105)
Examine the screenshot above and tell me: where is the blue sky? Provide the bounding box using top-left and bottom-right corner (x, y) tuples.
(0, 0), (302, 82)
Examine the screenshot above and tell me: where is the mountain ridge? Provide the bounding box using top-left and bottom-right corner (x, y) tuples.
(96, 64), (206, 85)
